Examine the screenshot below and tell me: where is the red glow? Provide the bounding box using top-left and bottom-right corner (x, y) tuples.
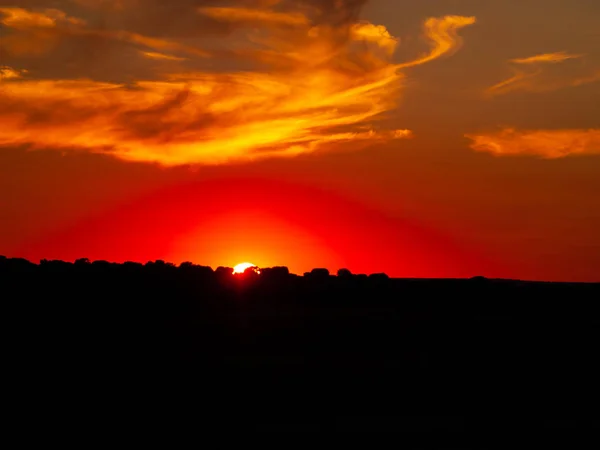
(11, 177), (509, 278)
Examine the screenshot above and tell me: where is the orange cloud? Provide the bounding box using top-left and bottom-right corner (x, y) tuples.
(487, 51), (599, 96)
(396, 15), (476, 69)
(0, 5), (209, 59)
(140, 51), (187, 62)
(121, 32), (210, 58)
(571, 70), (600, 87)
(510, 51), (583, 64)
(0, 7), (85, 29)
(352, 22), (399, 55)
(0, 7), (85, 56)
(0, 66), (25, 80)
(466, 128), (600, 158)
(0, 2), (474, 166)
(198, 6), (309, 26)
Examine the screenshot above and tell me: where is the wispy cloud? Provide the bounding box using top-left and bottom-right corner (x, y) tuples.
(139, 51), (187, 62)
(397, 15), (476, 69)
(0, 66), (25, 80)
(0, 6), (83, 56)
(121, 32), (209, 58)
(466, 128), (600, 158)
(510, 51), (582, 65)
(0, 7), (85, 29)
(0, 6), (210, 58)
(571, 70), (600, 87)
(487, 50), (599, 96)
(0, 1), (475, 166)
(198, 6), (309, 26)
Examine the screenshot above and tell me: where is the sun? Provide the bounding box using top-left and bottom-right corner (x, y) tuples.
(233, 262), (258, 274)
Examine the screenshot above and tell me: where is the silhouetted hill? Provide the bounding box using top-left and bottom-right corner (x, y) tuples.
(3, 256), (599, 437)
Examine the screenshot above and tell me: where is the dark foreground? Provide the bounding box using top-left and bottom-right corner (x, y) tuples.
(3, 256), (599, 438)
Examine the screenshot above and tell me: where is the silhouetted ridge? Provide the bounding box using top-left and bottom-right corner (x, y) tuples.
(2, 255), (599, 434)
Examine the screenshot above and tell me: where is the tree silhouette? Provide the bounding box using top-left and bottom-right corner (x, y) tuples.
(1, 254), (598, 433)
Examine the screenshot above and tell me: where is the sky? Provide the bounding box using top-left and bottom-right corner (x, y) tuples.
(1, 0), (599, 281)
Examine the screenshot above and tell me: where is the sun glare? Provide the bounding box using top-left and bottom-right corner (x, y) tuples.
(233, 262), (258, 274)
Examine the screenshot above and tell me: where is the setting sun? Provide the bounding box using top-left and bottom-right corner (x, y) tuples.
(233, 262), (258, 274)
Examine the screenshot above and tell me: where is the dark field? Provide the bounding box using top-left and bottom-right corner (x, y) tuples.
(3, 256), (599, 438)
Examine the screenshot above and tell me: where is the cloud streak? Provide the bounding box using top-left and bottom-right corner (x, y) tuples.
(0, 1), (475, 166)
(487, 51), (599, 96)
(140, 51), (187, 62)
(0, 6), (85, 29)
(197, 6), (309, 26)
(0, 66), (25, 79)
(510, 51), (583, 65)
(396, 15), (476, 69)
(466, 128), (600, 158)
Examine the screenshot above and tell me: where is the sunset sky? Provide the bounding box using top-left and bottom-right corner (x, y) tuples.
(1, 0), (599, 281)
